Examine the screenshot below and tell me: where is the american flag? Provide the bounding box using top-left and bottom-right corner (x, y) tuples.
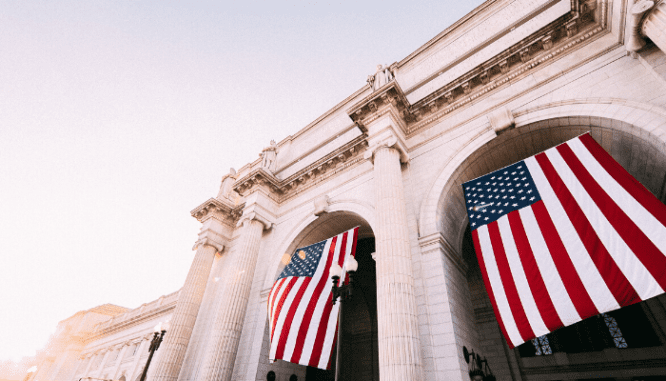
(464, 133), (666, 348)
(268, 227), (358, 369)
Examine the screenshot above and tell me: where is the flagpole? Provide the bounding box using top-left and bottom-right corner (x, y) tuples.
(335, 301), (342, 381)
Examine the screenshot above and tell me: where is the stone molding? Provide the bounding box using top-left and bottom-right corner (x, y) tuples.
(418, 232), (468, 276)
(364, 128), (409, 164)
(84, 302), (176, 343)
(313, 194), (330, 216)
(488, 107), (516, 135)
(232, 134), (368, 202)
(347, 0), (605, 138)
(192, 235), (225, 253)
(190, 197), (243, 224)
(237, 211), (273, 230)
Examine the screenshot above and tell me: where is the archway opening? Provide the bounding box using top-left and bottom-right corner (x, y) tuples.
(444, 117), (666, 379)
(262, 211), (379, 381)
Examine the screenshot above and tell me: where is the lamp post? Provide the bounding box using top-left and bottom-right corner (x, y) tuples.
(330, 256), (358, 381)
(462, 346), (495, 381)
(139, 321), (170, 381)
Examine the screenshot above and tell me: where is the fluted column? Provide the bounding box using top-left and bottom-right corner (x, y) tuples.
(150, 243), (219, 381)
(199, 216), (266, 381)
(111, 344), (129, 379)
(371, 139), (424, 380)
(81, 353), (94, 377)
(129, 339), (149, 381)
(642, 1), (666, 53)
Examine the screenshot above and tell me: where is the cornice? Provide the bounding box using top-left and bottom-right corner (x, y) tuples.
(232, 135), (369, 203)
(84, 300), (176, 343)
(347, 1), (605, 139)
(190, 197), (244, 224)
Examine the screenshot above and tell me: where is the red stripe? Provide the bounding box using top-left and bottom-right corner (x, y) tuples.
(472, 229), (514, 348)
(268, 278), (286, 330)
(487, 221), (535, 342)
(327, 324), (338, 371)
(271, 277), (299, 342)
(530, 197), (599, 319)
(290, 234), (342, 363)
(545, 144), (643, 305)
(568, 137), (666, 291)
(308, 237), (343, 367)
(275, 276), (313, 359)
(508, 211), (564, 332)
(579, 133), (666, 227)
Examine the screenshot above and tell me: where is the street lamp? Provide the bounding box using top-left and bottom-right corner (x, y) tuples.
(139, 321), (170, 381)
(463, 346), (495, 381)
(330, 256), (358, 381)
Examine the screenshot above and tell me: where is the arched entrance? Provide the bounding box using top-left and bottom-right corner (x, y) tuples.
(439, 117), (666, 380)
(262, 211), (379, 381)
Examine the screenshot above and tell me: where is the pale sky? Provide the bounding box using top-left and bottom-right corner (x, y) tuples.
(0, 0), (483, 362)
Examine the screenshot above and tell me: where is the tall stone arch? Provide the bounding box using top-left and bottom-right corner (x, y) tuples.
(419, 104), (666, 379)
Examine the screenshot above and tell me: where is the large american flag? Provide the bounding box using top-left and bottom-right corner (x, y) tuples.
(268, 227), (358, 369)
(464, 133), (666, 348)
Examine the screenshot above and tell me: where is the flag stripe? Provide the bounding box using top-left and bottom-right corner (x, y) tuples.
(579, 133), (666, 228)
(567, 139), (666, 296)
(474, 226), (523, 347)
(290, 232), (344, 364)
(518, 207), (581, 326)
(275, 276), (314, 359)
(555, 143), (663, 297)
(271, 277), (299, 343)
(268, 277), (287, 336)
(507, 211), (564, 332)
(544, 145), (643, 306)
(488, 221), (536, 342)
(532, 153), (620, 313)
(497, 216), (550, 337)
(270, 277), (306, 359)
(530, 199), (600, 319)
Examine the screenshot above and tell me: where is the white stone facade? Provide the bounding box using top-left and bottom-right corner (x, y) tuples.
(32, 0), (666, 380)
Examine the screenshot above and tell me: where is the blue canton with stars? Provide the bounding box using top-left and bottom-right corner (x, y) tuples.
(463, 161), (542, 231)
(277, 240), (328, 281)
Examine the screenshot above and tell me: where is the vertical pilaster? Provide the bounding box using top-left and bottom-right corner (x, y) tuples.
(200, 216), (267, 381)
(129, 339), (150, 381)
(642, 1), (666, 54)
(82, 353), (95, 377)
(111, 344), (130, 379)
(371, 138), (424, 380)
(150, 243), (218, 381)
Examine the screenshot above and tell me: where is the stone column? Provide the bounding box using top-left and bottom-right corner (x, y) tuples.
(641, 1), (666, 54)
(199, 213), (269, 381)
(369, 133), (424, 380)
(129, 339), (149, 381)
(81, 353), (95, 377)
(111, 344), (129, 379)
(95, 350), (111, 377)
(150, 239), (221, 381)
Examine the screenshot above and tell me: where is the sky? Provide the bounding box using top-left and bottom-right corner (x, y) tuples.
(0, 0), (483, 363)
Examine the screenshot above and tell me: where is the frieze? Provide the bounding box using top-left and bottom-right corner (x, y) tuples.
(348, 0), (606, 137)
(232, 135), (368, 203)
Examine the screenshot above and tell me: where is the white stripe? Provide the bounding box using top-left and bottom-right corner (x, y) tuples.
(519, 207), (581, 325)
(529, 154), (620, 312)
(476, 225), (523, 346)
(269, 277), (306, 360)
(268, 278), (286, 335)
(269, 277), (289, 342)
(282, 237), (334, 361)
(316, 230), (354, 368)
(300, 233), (344, 365)
(568, 138), (665, 298)
(496, 216), (550, 337)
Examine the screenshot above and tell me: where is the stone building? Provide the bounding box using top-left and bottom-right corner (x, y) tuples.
(28, 0), (666, 379)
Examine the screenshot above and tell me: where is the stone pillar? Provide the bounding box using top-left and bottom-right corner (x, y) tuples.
(95, 350), (111, 377)
(129, 339), (149, 381)
(81, 353), (95, 377)
(369, 132), (424, 380)
(111, 344), (130, 379)
(199, 213), (269, 381)
(150, 239), (221, 381)
(641, 1), (666, 54)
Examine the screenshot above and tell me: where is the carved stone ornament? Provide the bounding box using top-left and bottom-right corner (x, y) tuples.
(192, 236), (225, 253)
(236, 211), (273, 230)
(369, 64), (394, 92)
(313, 194), (330, 216)
(260, 140), (279, 173)
(364, 130), (409, 164)
(216, 168), (237, 200)
(488, 107), (515, 135)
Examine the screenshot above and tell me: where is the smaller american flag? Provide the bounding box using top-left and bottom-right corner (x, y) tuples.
(268, 227), (358, 369)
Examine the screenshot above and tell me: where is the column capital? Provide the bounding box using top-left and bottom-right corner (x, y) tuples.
(236, 189), (276, 229)
(192, 235), (225, 253)
(363, 128), (409, 164)
(626, 0), (655, 56)
(641, 0), (666, 54)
